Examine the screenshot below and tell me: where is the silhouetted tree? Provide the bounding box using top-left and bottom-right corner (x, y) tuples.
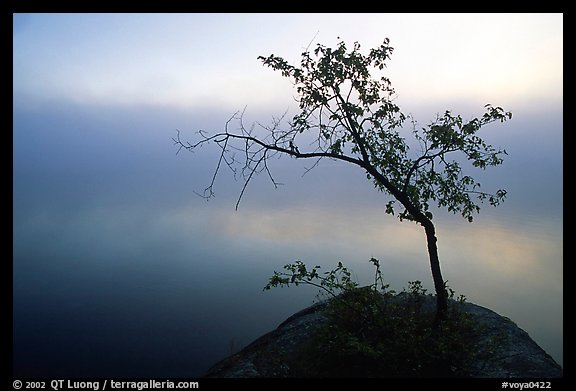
(174, 38), (511, 322)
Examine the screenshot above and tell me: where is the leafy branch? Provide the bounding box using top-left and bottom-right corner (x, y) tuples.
(175, 37), (512, 320)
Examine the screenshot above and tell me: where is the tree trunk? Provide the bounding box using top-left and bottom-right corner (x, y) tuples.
(422, 219), (448, 324)
(361, 165), (449, 322)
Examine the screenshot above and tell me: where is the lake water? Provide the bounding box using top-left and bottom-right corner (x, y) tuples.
(13, 103), (562, 377)
(12, 177), (563, 377)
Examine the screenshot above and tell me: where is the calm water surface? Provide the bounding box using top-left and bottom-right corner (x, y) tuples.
(13, 187), (563, 377)
(13, 104), (562, 377)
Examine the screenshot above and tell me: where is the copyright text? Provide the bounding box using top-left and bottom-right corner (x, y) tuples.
(12, 380), (199, 391)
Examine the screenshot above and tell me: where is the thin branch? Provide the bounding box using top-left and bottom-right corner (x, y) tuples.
(302, 157), (323, 177)
(174, 111), (367, 210)
(235, 151), (266, 210)
(334, 89), (371, 164)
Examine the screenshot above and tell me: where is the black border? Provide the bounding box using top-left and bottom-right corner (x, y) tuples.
(7, 6), (567, 387)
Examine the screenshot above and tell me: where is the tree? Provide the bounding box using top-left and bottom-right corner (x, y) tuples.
(174, 38), (512, 322)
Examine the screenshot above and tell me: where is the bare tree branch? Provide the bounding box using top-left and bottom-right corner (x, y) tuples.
(173, 110), (366, 209)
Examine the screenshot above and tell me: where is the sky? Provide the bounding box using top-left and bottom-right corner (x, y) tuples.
(13, 13), (563, 377)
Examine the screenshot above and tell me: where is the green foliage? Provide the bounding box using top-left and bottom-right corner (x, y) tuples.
(259, 39), (511, 223)
(264, 260), (358, 297)
(266, 259), (484, 377)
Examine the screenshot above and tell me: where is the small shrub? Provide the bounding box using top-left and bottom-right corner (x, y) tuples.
(265, 259), (481, 377)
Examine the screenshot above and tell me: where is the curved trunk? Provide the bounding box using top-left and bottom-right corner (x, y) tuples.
(360, 164), (448, 322)
(421, 219), (448, 323)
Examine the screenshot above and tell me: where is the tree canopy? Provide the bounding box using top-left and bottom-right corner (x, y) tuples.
(255, 38), (511, 223)
(174, 38), (512, 320)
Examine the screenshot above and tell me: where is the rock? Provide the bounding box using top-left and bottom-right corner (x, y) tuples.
(203, 293), (562, 378)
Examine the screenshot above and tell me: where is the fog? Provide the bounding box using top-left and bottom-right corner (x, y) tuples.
(13, 98), (562, 376)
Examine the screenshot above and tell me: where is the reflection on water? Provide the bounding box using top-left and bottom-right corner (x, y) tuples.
(12, 101), (562, 376)
(13, 198), (563, 377)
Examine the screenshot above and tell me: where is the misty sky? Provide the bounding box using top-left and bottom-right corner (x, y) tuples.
(13, 13), (563, 376)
